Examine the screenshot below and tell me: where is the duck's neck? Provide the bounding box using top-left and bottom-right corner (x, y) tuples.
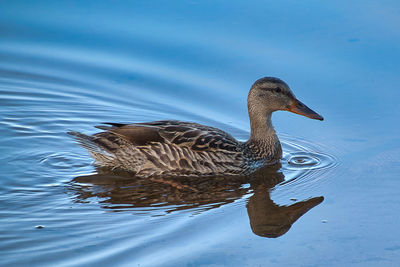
(249, 112), (276, 141)
(247, 111), (281, 160)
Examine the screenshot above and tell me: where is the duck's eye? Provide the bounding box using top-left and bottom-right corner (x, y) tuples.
(274, 87), (281, 93)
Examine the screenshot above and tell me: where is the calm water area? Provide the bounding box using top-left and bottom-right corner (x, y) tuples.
(1, 1), (400, 266)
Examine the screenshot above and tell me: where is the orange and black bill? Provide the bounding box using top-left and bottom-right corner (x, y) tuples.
(286, 99), (324, 121)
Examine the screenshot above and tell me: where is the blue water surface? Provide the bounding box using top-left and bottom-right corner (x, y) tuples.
(1, 1), (400, 266)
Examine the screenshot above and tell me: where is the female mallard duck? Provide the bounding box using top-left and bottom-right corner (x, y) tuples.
(69, 77), (323, 177)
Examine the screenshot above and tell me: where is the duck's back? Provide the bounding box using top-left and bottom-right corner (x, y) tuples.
(69, 120), (248, 177)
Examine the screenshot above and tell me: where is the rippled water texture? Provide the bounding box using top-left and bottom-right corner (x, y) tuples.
(1, 1), (400, 266)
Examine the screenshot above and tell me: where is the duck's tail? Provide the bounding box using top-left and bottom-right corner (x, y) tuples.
(68, 131), (116, 161)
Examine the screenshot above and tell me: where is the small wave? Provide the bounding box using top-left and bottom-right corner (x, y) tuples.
(269, 135), (339, 202)
(40, 152), (90, 169)
(281, 135), (338, 173)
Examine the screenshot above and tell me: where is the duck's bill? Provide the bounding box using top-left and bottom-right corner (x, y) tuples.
(286, 99), (324, 121)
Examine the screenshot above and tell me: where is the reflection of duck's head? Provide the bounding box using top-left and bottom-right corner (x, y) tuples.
(245, 167), (324, 238)
(246, 187), (324, 238)
(248, 77), (323, 121)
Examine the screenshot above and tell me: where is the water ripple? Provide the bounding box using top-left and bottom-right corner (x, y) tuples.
(264, 136), (340, 203)
(281, 136), (338, 172)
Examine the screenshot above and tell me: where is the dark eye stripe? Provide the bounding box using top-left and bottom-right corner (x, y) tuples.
(261, 87), (281, 93)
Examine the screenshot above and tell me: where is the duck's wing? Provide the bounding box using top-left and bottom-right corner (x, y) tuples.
(96, 120), (240, 153)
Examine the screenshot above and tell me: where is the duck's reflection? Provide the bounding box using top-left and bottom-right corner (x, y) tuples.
(247, 173), (323, 237)
(69, 164), (323, 238)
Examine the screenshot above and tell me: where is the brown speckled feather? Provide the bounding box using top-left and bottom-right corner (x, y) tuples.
(78, 120), (250, 177)
(104, 120), (240, 152)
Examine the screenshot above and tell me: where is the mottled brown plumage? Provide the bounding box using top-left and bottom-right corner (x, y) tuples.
(69, 77), (323, 177)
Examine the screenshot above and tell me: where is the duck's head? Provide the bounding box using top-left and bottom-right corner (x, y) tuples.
(248, 77), (323, 121)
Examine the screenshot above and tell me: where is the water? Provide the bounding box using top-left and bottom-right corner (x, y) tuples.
(1, 1), (400, 266)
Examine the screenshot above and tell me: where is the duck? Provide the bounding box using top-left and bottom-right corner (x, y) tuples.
(69, 77), (323, 177)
